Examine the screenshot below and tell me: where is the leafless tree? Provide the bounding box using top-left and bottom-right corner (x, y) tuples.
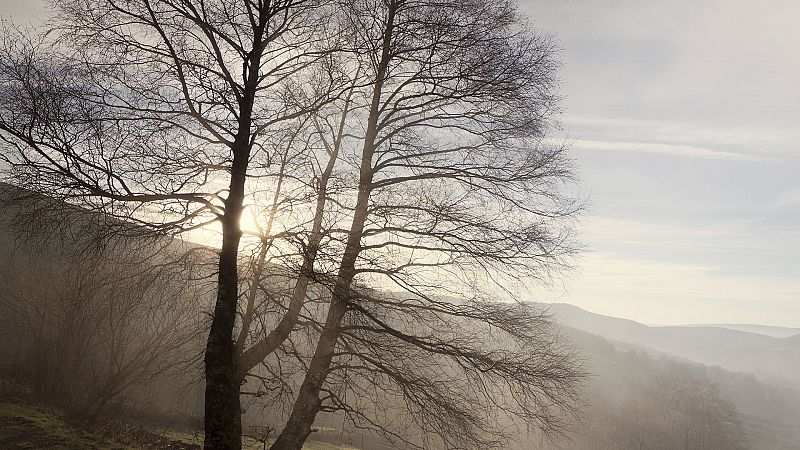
(259, 0), (585, 448)
(652, 370), (748, 450)
(0, 2), (343, 447)
(579, 369), (748, 450)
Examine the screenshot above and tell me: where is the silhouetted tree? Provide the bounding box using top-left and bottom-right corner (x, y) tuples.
(264, 0), (584, 448)
(0, 2), (343, 447)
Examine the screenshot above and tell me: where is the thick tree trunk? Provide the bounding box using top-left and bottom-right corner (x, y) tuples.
(203, 108), (254, 449)
(204, 217), (244, 450)
(202, 8), (264, 438)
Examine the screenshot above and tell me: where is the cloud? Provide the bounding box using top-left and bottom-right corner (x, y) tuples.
(772, 188), (800, 208)
(572, 139), (772, 162)
(581, 216), (772, 251)
(563, 251), (800, 326)
(563, 115), (800, 155)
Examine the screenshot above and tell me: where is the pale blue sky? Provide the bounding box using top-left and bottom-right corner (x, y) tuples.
(524, 0), (800, 326)
(4, 0), (799, 326)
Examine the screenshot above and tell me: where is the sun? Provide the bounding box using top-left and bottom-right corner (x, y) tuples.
(239, 204), (265, 236)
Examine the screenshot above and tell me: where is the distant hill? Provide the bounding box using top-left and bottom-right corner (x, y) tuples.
(680, 323), (800, 338)
(545, 302), (800, 390)
(557, 325), (800, 450)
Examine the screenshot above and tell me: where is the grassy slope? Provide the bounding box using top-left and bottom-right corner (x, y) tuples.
(0, 401), (132, 450)
(0, 400), (356, 450)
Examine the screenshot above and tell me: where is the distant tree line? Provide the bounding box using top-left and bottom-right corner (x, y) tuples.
(549, 333), (750, 450)
(579, 369), (748, 450)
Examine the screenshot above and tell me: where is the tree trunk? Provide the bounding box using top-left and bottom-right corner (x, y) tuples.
(202, 9), (263, 438)
(268, 273), (351, 450)
(204, 132), (252, 449)
(270, 184), (372, 450)
(204, 218), (244, 450)
(270, 6), (396, 447)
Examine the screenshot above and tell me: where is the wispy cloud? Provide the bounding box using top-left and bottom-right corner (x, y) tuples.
(581, 216), (778, 251)
(572, 139), (772, 162)
(564, 115), (799, 154)
(772, 188), (800, 208)
(564, 252), (800, 326)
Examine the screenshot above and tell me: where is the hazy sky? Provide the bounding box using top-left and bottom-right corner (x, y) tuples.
(523, 0), (800, 326)
(3, 0), (799, 326)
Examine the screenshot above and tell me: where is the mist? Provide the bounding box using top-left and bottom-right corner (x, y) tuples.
(0, 0), (797, 449)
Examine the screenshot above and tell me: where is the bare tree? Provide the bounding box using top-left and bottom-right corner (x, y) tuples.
(578, 368), (748, 450)
(0, 2), (343, 447)
(262, 0), (585, 448)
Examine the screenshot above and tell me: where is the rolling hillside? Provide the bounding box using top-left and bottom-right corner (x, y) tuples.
(546, 302), (800, 390)
(558, 325), (800, 450)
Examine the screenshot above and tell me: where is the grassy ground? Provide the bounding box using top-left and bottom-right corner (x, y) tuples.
(0, 401), (133, 449)
(163, 426), (360, 450)
(0, 399), (357, 450)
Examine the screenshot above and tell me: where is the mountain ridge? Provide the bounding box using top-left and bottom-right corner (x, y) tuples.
(674, 323), (800, 338)
(543, 302), (800, 390)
